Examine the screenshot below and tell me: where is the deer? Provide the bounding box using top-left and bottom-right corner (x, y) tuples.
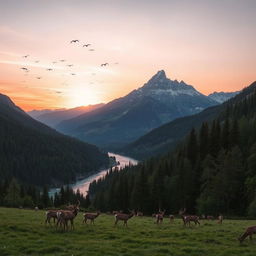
(65, 202), (79, 211)
(169, 214), (175, 222)
(136, 211), (143, 217)
(238, 226), (256, 243)
(45, 210), (58, 225)
(57, 207), (79, 231)
(112, 210), (122, 215)
(83, 211), (100, 224)
(114, 210), (135, 227)
(155, 210), (165, 224)
(179, 208), (200, 227)
(218, 214), (223, 224)
(56, 201), (80, 231)
(207, 215), (214, 221)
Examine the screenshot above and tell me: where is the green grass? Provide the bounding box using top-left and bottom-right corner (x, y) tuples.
(0, 207), (256, 256)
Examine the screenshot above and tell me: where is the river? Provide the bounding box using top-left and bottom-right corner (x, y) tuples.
(49, 153), (138, 197)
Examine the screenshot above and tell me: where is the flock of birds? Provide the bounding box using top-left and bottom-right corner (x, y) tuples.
(19, 39), (119, 86)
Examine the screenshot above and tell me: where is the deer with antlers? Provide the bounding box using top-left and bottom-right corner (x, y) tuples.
(238, 226), (256, 243)
(83, 211), (100, 224)
(114, 210), (135, 227)
(179, 208), (200, 227)
(56, 201), (80, 231)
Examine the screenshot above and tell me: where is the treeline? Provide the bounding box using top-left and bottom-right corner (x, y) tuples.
(0, 178), (90, 209)
(88, 88), (256, 217)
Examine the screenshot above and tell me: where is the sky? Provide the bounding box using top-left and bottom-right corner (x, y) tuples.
(0, 0), (255, 110)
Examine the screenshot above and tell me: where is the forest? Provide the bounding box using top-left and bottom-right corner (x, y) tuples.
(88, 84), (256, 216)
(0, 99), (109, 186)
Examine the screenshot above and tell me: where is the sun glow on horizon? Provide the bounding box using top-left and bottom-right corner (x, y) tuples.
(66, 85), (103, 108)
(0, 0), (255, 110)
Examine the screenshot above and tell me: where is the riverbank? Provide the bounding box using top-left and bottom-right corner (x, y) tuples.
(49, 153), (138, 197)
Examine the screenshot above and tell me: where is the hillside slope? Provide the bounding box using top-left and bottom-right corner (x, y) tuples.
(0, 93), (109, 186)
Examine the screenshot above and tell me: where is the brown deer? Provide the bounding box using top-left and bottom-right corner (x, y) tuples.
(45, 210), (58, 225)
(57, 207), (79, 231)
(83, 211), (100, 224)
(179, 208), (200, 227)
(114, 210), (135, 227)
(238, 226), (256, 243)
(218, 215), (223, 224)
(56, 201), (80, 231)
(207, 215), (214, 220)
(169, 214), (175, 222)
(112, 210), (122, 215)
(136, 211), (143, 217)
(155, 210), (165, 224)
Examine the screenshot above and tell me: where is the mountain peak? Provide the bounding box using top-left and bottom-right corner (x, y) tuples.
(0, 93), (26, 115)
(148, 70), (167, 83)
(0, 93), (16, 107)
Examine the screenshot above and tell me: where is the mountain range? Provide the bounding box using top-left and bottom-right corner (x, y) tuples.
(28, 104), (104, 128)
(208, 91), (240, 103)
(56, 70), (220, 149)
(121, 82), (255, 159)
(89, 80), (256, 216)
(0, 93), (109, 186)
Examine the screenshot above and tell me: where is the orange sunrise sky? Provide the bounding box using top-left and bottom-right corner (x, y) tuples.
(0, 0), (255, 111)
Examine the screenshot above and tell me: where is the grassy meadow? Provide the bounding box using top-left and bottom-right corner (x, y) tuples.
(0, 207), (256, 256)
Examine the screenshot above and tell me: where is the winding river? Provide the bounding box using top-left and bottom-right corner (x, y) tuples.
(49, 153), (138, 197)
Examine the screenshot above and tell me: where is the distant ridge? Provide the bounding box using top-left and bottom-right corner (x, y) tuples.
(28, 103), (105, 128)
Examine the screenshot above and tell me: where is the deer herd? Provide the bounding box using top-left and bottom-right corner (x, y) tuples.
(43, 203), (255, 243)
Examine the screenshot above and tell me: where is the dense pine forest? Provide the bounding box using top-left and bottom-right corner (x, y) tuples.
(0, 94), (109, 187)
(88, 82), (256, 216)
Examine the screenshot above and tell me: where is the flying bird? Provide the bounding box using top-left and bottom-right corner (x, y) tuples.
(70, 40), (79, 43)
(67, 64), (73, 67)
(20, 67), (28, 71)
(36, 77), (42, 79)
(89, 49), (95, 51)
(70, 73), (76, 76)
(83, 44), (91, 47)
(101, 63), (109, 67)
(60, 59), (66, 62)
(22, 55), (29, 58)
(52, 61), (57, 64)
(35, 60), (40, 63)
(46, 68), (53, 71)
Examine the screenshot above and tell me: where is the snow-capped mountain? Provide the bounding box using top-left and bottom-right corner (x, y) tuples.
(56, 70), (218, 148)
(208, 91), (240, 103)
